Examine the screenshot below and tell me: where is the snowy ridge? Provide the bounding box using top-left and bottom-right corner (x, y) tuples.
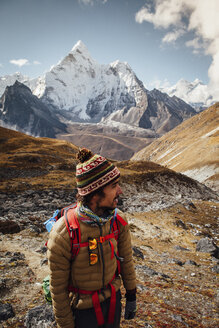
(159, 79), (215, 111)
(0, 72), (38, 97)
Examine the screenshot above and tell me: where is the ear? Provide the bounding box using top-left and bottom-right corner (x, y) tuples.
(87, 192), (99, 208)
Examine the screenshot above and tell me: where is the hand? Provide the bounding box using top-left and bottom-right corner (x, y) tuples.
(124, 300), (137, 320)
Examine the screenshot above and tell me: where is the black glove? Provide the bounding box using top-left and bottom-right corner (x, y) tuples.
(124, 300), (137, 319)
(124, 289), (137, 320)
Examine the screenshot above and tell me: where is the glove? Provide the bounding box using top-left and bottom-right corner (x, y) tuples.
(124, 300), (137, 319)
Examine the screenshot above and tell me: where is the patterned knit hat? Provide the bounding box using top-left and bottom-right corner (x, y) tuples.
(76, 148), (120, 196)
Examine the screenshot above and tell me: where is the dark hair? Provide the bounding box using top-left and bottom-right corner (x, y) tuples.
(76, 186), (105, 206)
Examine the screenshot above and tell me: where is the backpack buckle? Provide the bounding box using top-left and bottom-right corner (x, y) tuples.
(99, 236), (105, 243)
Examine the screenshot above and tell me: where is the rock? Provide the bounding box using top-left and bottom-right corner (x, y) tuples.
(186, 202), (196, 209)
(36, 246), (47, 254)
(41, 258), (48, 266)
(185, 260), (198, 266)
(172, 259), (185, 266)
(0, 279), (7, 291)
(171, 314), (184, 323)
(0, 303), (15, 321)
(196, 238), (219, 258)
(136, 265), (171, 280)
(25, 304), (55, 328)
(175, 219), (188, 230)
(133, 246), (144, 259)
(0, 218), (21, 234)
(211, 265), (219, 273)
(5, 251), (25, 261)
(29, 226), (42, 234)
(174, 245), (190, 251)
(136, 264), (158, 277)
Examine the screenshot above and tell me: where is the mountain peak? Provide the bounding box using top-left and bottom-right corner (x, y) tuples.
(71, 40), (90, 54)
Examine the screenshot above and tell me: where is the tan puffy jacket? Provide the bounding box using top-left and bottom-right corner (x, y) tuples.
(47, 208), (136, 328)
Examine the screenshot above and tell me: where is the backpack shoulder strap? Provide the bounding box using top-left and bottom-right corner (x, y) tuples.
(109, 212), (128, 243)
(61, 202), (77, 217)
(64, 208), (81, 259)
(116, 213), (128, 227)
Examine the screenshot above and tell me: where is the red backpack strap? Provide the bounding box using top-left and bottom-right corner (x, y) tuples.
(64, 208), (81, 259)
(110, 212), (127, 240)
(61, 202), (77, 217)
(116, 214), (127, 227)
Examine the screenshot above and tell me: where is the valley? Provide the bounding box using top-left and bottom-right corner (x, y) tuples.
(0, 127), (218, 327)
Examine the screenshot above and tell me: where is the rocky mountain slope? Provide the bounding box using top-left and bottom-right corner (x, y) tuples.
(101, 87), (195, 136)
(0, 127), (218, 328)
(0, 72), (37, 98)
(0, 81), (66, 138)
(131, 103), (219, 191)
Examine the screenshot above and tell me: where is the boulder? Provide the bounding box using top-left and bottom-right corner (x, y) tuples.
(0, 303), (14, 321)
(196, 238), (219, 258)
(25, 304), (55, 328)
(0, 218), (21, 234)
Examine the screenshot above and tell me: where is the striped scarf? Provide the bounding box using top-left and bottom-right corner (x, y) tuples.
(77, 202), (116, 226)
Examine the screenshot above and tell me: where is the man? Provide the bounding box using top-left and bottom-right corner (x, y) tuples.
(47, 148), (136, 328)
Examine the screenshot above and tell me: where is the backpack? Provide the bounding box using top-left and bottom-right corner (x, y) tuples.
(42, 203), (127, 308)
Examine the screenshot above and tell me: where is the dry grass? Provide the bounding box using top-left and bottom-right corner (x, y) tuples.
(0, 126), (172, 192)
(132, 103), (219, 173)
(0, 126), (79, 191)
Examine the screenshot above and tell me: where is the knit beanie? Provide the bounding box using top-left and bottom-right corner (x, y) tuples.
(76, 148), (120, 196)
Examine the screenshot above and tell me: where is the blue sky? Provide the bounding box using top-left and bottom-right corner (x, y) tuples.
(0, 0), (218, 91)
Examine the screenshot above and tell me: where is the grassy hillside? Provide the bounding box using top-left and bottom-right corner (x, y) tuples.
(0, 127), (78, 191)
(0, 126), (165, 192)
(131, 103), (219, 189)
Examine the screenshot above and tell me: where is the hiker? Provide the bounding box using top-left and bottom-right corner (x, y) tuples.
(47, 148), (136, 328)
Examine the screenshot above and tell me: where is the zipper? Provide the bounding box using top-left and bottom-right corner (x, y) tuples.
(99, 225), (105, 288)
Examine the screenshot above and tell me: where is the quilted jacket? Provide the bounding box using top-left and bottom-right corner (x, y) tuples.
(47, 208), (136, 328)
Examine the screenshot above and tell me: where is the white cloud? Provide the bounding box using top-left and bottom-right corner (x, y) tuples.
(135, 0), (187, 29)
(135, 0), (219, 100)
(10, 59), (29, 67)
(0, 63), (3, 68)
(162, 28), (185, 43)
(33, 60), (41, 65)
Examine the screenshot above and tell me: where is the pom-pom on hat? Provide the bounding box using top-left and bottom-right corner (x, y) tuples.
(76, 148), (120, 196)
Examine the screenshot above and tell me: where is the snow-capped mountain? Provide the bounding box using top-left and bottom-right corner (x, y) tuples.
(0, 40), (196, 138)
(0, 72), (37, 97)
(0, 81), (66, 137)
(31, 40), (195, 133)
(33, 41), (146, 122)
(158, 79), (215, 111)
(102, 87), (196, 134)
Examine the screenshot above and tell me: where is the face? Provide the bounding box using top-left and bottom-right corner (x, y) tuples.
(91, 178), (123, 215)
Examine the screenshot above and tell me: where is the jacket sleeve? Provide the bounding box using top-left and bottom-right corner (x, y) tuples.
(117, 213), (136, 291)
(47, 218), (75, 328)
